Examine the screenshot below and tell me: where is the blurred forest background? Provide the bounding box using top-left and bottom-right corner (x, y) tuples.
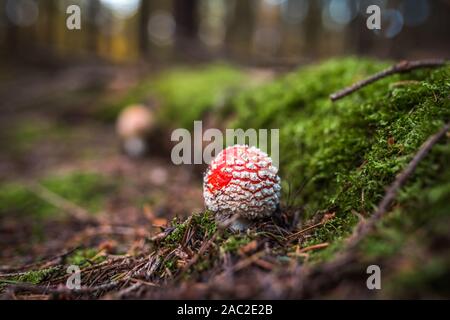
(1, 0), (450, 66)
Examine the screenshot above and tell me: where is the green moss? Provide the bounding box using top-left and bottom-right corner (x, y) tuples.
(154, 63), (244, 130)
(191, 210), (217, 237)
(386, 257), (450, 298)
(41, 172), (115, 214)
(162, 211), (217, 248)
(303, 214), (358, 247)
(0, 183), (55, 218)
(164, 258), (177, 272)
(94, 63), (244, 125)
(66, 248), (106, 268)
(0, 267), (60, 287)
(13, 119), (67, 145)
(2, 118), (69, 155)
(360, 223), (405, 259)
(305, 240), (345, 263)
(163, 219), (188, 247)
(220, 234), (252, 253)
(0, 172), (117, 218)
(371, 143), (449, 293)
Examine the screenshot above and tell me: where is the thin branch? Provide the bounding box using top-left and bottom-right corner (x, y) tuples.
(298, 242), (329, 253)
(330, 59), (447, 102)
(286, 221), (325, 240)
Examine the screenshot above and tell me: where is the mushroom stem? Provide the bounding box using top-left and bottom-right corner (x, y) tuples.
(123, 136), (147, 158)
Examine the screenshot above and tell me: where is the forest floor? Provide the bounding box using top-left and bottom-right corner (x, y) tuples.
(0, 59), (448, 299)
(0, 63), (204, 296)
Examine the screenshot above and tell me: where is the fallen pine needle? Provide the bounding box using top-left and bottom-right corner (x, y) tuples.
(232, 251), (266, 272)
(253, 259), (275, 271)
(287, 222), (324, 240)
(298, 243), (329, 253)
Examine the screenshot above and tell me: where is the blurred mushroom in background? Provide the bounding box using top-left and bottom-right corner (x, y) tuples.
(116, 104), (154, 158)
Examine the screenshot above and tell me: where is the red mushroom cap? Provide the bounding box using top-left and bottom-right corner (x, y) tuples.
(203, 145), (281, 220)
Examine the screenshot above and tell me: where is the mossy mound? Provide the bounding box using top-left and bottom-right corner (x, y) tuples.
(153, 64), (244, 130)
(137, 57), (448, 262)
(361, 143), (450, 298)
(145, 58), (449, 296)
(230, 57), (449, 248)
(95, 63), (244, 126)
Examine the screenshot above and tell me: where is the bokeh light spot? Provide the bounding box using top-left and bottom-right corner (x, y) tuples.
(6, 0), (39, 27)
(148, 11), (176, 47)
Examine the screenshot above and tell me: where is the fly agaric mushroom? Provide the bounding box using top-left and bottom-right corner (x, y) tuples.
(116, 104), (154, 157)
(203, 145), (281, 231)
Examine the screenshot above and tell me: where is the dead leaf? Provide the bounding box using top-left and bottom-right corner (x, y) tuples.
(321, 212), (335, 223)
(388, 137), (395, 146)
(153, 218), (168, 227)
(98, 240), (118, 253)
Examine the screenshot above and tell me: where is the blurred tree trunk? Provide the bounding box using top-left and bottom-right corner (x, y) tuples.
(225, 0), (255, 60)
(303, 0), (321, 59)
(86, 0), (100, 54)
(45, 0), (57, 49)
(174, 0), (198, 49)
(139, 0), (151, 57)
(346, 14), (373, 57)
(4, 6), (19, 54)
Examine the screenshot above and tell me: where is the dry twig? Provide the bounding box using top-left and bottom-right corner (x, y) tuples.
(298, 243), (329, 253)
(330, 59), (447, 102)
